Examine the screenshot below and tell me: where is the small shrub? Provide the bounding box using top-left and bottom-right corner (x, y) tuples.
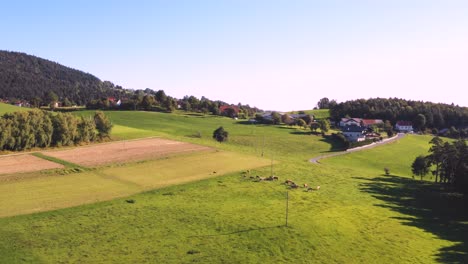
(384, 168), (390, 175)
(213, 126), (229, 142)
(187, 250), (200, 255)
(125, 199), (135, 204)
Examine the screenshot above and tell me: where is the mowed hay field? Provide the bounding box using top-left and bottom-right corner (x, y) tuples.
(0, 150), (270, 218)
(0, 111), (467, 263)
(43, 137), (211, 167)
(0, 154), (64, 175)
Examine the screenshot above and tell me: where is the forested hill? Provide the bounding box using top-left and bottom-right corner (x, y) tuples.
(330, 98), (468, 129)
(0, 50), (124, 105)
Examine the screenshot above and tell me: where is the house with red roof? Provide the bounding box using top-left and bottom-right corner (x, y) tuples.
(339, 118), (362, 127)
(219, 105), (240, 117)
(361, 119), (383, 127)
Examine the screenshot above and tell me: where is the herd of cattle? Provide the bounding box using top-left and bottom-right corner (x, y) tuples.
(242, 170), (320, 192)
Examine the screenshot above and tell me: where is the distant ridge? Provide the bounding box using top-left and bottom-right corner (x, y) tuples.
(0, 50), (124, 105)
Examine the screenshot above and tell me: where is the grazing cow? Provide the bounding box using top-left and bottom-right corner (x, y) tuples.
(303, 183), (309, 188)
(255, 176), (266, 181)
(272, 176), (279, 181)
(285, 179), (294, 185)
(307, 187), (314, 192)
(316, 185), (320, 190)
(290, 183), (299, 189)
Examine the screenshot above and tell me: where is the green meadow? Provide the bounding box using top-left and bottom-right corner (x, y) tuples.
(290, 109), (330, 119)
(0, 110), (467, 263)
(0, 102), (28, 115)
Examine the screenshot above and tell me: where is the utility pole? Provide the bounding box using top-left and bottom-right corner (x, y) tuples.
(285, 191), (289, 227)
(270, 153), (274, 176)
(261, 134), (265, 157)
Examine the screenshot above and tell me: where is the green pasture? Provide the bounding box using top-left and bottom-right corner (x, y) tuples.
(76, 110), (334, 161)
(0, 102), (28, 115)
(0, 109), (466, 263)
(289, 109), (330, 119)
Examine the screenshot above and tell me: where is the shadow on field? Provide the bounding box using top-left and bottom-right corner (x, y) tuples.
(355, 175), (468, 263)
(289, 131), (312, 135)
(188, 225), (284, 238)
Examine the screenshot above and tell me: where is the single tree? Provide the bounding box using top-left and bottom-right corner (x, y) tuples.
(296, 118), (307, 129)
(155, 90), (167, 103)
(94, 111), (113, 139)
(47, 91), (59, 109)
(317, 119), (330, 134)
(281, 114), (293, 125)
(414, 114), (426, 132)
(300, 114), (314, 125)
(412, 155), (430, 180)
(271, 112), (281, 125)
(310, 122), (320, 133)
(317, 97), (330, 109)
(213, 126), (229, 142)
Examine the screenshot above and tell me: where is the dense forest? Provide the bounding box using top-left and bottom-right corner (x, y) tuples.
(330, 98), (468, 130)
(0, 50), (126, 105)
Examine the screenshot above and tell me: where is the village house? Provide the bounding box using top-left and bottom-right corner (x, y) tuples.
(219, 105), (240, 117)
(340, 118), (383, 128)
(339, 118), (362, 127)
(342, 125), (366, 142)
(395, 121), (413, 133)
(361, 119), (384, 127)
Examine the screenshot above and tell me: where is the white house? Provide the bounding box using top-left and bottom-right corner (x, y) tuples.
(395, 121), (413, 132)
(342, 125), (366, 142)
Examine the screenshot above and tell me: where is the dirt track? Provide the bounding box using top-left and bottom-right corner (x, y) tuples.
(43, 138), (212, 167)
(0, 155), (64, 175)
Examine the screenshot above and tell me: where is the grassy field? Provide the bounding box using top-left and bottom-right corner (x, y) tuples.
(289, 109), (330, 119)
(0, 102), (28, 115)
(0, 110), (467, 263)
(0, 150), (270, 218)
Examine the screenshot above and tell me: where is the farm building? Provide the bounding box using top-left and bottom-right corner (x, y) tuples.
(395, 121), (413, 133)
(219, 105), (240, 117)
(340, 118), (383, 128)
(342, 125), (366, 142)
(361, 119), (384, 127)
(339, 118), (362, 127)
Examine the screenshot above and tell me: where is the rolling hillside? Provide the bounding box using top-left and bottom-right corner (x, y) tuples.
(0, 50), (125, 105)
(1, 110), (466, 263)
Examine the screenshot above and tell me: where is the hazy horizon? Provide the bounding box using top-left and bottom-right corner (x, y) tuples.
(2, 1), (468, 111)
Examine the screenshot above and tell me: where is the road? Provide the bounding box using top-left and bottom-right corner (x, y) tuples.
(309, 133), (406, 164)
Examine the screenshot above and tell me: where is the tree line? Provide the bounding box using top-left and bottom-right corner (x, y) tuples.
(87, 89), (261, 118)
(411, 137), (468, 195)
(0, 110), (112, 151)
(330, 98), (468, 131)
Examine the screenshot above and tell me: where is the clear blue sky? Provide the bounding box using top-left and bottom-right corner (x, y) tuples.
(2, 0), (468, 111)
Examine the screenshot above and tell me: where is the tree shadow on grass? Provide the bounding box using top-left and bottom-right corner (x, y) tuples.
(354, 175), (468, 263)
(319, 137), (346, 152)
(289, 131), (312, 135)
